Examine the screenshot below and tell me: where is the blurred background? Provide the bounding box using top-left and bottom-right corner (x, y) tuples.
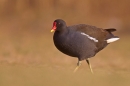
(0, 0), (130, 86)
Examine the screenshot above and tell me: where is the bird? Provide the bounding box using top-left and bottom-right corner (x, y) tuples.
(51, 19), (120, 73)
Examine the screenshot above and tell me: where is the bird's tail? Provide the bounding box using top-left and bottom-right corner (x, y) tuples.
(105, 28), (120, 43)
(105, 28), (116, 32)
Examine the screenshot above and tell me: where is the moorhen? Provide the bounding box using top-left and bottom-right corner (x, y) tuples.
(51, 19), (120, 73)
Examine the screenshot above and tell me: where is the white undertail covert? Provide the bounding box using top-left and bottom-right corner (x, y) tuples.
(106, 38), (120, 43)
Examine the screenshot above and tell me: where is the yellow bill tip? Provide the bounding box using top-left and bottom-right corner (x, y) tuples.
(51, 29), (55, 32)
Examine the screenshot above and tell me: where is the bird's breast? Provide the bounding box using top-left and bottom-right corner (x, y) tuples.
(53, 32), (82, 57)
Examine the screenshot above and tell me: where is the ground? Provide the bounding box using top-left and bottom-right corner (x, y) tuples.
(0, 24), (130, 86)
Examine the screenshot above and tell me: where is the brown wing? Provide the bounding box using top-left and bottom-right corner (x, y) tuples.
(70, 24), (108, 42)
(69, 24), (112, 52)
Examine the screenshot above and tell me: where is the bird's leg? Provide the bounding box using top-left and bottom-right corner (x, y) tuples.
(86, 58), (93, 74)
(73, 60), (82, 73)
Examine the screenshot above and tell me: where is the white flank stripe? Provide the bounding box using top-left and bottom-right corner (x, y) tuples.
(81, 32), (98, 42)
(107, 38), (120, 43)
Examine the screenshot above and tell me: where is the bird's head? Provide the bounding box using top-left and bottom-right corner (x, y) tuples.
(51, 19), (66, 32)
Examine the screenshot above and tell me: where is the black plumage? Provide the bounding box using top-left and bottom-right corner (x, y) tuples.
(51, 19), (119, 73)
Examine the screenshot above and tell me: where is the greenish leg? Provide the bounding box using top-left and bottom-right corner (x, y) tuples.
(86, 58), (93, 74)
(73, 60), (82, 73)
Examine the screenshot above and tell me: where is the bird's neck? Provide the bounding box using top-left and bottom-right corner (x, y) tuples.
(57, 26), (68, 34)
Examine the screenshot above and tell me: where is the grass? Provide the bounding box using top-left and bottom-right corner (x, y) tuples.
(0, 64), (130, 86)
(0, 33), (129, 86)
